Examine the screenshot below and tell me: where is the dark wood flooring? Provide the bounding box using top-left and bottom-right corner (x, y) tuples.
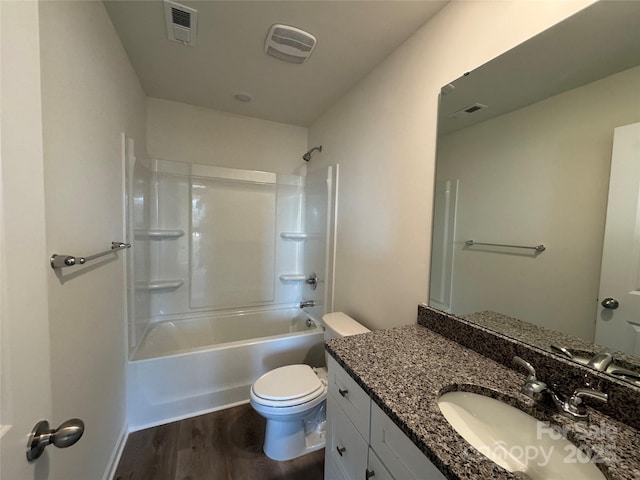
(114, 403), (325, 480)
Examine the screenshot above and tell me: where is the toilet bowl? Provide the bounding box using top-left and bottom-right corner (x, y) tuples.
(250, 364), (328, 461)
(249, 312), (369, 461)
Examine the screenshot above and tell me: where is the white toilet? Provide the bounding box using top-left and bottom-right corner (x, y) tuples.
(249, 312), (370, 461)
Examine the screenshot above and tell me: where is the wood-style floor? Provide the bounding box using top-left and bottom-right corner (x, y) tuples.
(114, 403), (325, 480)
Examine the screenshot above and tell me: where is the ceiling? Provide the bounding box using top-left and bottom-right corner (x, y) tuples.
(104, 0), (447, 127)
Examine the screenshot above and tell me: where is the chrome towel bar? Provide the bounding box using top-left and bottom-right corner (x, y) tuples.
(465, 240), (546, 252)
(50, 242), (131, 269)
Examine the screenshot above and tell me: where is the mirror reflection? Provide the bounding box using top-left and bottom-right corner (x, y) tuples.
(430, 0), (640, 386)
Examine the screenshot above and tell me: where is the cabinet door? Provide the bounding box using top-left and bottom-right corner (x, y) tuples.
(366, 448), (395, 480)
(370, 402), (447, 480)
(325, 393), (368, 480)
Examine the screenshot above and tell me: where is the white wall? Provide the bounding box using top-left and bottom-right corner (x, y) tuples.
(437, 65), (640, 340)
(147, 97), (308, 174)
(308, 0), (594, 330)
(38, 1), (146, 478)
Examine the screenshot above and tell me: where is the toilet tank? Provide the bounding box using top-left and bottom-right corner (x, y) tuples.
(322, 312), (370, 340)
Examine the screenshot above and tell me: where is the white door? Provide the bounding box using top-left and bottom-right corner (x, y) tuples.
(595, 122), (640, 355)
(1, 2), (53, 478)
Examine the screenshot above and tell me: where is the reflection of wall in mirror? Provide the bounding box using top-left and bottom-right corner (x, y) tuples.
(435, 65), (640, 341)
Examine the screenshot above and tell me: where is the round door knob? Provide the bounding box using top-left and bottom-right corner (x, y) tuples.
(601, 298), (619, 309)
(51, 419), (85, 448)
(26, 418), (85, 461)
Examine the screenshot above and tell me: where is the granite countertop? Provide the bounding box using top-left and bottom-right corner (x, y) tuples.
(462, 310), (640, 379)
(325, 324), (640, 480)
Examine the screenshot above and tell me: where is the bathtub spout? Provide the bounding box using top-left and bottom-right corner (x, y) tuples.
(300, 300), (316, 308)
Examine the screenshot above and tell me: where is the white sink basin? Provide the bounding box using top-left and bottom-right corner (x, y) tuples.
(438, 391), (606, 480)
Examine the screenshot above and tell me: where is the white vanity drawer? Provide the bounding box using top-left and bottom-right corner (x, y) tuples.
(370, 401), (447, 480)
(327, 355), (371, 439)
(326, 393), (369, 480)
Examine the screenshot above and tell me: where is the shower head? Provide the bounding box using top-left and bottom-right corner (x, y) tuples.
(302, 145), (323, 162)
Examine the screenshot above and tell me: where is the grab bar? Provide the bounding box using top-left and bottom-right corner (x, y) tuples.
(50, 242), (131, 269)
(465, 240), (546, 252)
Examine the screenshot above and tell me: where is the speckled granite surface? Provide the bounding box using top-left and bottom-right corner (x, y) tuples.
(418, 306), (640, 431)
(462, 310), (640, 381)
(325, 324), (640, 480)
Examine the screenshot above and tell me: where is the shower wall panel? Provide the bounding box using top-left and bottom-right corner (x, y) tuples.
(138, 160), (305, 322)
(149, 160), (190, 317)
(190, 178), (277, 309)
(125, 138), (151, 355)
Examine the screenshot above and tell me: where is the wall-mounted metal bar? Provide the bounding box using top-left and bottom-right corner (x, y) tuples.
(464, 240), (546, 252)
(50, 242), (131, 269)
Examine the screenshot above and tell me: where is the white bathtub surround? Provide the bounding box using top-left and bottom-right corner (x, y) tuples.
(127, 308), (325, 430)
(133, 160), (312, 323)
(125, 158), (338, 429)
(132, 307), (320, 360)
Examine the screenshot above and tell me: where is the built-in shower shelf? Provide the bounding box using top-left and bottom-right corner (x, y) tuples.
(136, 280), (184, 291)
(280, 232), (308, 240)
(135, 229), (185, 239)
(279, 274), (307, 282)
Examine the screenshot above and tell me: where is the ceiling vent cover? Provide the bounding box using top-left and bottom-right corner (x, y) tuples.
(164, 0), (198, 46)
(264, 24), (316, 64)
(449, 103), (488, 120)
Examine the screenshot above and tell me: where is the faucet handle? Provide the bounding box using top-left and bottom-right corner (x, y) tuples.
(570, 388), (608, 405)
(513, 356), (537, 381)
(565, 388), (608, 418)
(513, 356), (547, 400)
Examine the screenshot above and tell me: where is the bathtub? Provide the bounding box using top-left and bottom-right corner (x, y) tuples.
(127, 307), (325, 430)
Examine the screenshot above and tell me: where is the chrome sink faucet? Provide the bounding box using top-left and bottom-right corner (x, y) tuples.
(513, 356), (608, 420)
(587, 352), (615, 372)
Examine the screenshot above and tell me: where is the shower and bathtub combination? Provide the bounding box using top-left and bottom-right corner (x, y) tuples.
(124, 147), (338, 431)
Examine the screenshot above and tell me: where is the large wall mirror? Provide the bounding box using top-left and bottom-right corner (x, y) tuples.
(430, 0), (640, 387)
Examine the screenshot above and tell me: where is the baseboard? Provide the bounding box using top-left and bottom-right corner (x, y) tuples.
(102, 422), (129, 480)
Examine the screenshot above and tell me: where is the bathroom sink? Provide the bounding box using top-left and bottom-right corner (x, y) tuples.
(437, 391), (605, 480)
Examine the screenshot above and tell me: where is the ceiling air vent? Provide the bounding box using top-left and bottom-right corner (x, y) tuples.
(449, 103), (488, 120)
(264, 24), (317, 64)
(164, 0), (198, 46)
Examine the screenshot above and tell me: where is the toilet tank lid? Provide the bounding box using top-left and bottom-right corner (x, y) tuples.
(323, 312), (370, 337)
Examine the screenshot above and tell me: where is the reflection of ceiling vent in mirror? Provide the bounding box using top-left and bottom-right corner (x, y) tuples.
(164, 0), (198, 46)
(449, 103), (488, 120)
(264, 24), (317, 64)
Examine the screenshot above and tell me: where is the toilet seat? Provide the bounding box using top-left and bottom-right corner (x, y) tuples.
(251, 364), (326, 408)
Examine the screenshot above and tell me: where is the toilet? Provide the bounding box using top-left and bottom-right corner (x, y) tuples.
(249, 312), (370, 461)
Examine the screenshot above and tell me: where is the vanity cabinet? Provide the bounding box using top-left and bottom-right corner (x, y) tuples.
(325, 356), (447, 480)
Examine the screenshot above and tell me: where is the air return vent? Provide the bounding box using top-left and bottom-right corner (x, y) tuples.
(264, 24), (316, 64)
(164, 0), (198, 46)
(449, 103), (488, 120)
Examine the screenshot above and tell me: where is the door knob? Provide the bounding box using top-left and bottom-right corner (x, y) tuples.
(601, 297), (619, 309)
(26, 418), (85, 461)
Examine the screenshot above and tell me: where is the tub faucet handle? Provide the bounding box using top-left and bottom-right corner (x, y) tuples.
(306, 272), (318, 290)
